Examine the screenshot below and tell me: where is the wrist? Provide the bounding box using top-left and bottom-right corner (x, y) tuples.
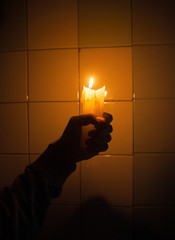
(31, 143), (76, 184)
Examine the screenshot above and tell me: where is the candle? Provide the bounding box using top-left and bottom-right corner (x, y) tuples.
(81, 77), (106, 147)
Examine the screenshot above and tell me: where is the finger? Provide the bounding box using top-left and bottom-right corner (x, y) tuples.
(100, 125), (113, 136)
(103, 112), (113, 124)
(87, 144), (108, 153)
(96, 116), (105, 122)
(86, 135), (111, 147)
(71, 114), (102, 128)
(88, 125), (113, 137)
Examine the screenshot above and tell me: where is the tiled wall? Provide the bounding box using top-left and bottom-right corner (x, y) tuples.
(0, 0), (175, 239)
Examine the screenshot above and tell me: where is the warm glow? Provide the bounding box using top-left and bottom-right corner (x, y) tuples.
(105, 91), (107, 97)
(89, 77), (94, 89)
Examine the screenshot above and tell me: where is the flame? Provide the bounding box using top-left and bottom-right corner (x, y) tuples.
(105, 91), (107, 97)
(89, 77), (94, 89)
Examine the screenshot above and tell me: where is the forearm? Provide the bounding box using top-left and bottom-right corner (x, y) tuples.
(0, 144), (76, 240)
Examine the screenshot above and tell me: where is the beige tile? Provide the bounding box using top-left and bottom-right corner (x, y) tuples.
(81, 155), (133, 206)
(0, 52), (27, 102)
(30, 155), (80, 205)
(0, 0), (26, 51)
(103, 102), (133, 155)
(0, 154), (28, 189)
(28, 0), (78, 49)
(29, 102), (79, 153)
(133, 45), (175, 99)
(133, 0), (175, 44)
(80, 47), (132, 101)
(134, 154), (175, 205)
(0, 103), (28, 153)
(78, 0), (131, 47)
(29, 49), (78, 101)
(36, 205), (80, 240)
(134, 100), (175, 153)
(81, 206), (132, 239)
(134, 207), (175, 239)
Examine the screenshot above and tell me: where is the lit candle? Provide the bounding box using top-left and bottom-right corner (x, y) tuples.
(81, 77), (106, 147)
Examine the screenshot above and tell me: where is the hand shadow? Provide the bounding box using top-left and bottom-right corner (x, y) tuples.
(35, 196), (133, 240)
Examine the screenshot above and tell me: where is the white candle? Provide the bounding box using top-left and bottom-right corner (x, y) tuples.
(81, 77), (106, 147)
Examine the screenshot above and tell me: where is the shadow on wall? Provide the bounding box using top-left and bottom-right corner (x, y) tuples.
(35, 196), (156, 240)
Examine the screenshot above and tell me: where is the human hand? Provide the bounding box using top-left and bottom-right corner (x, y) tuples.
(55, 112), (113, 163)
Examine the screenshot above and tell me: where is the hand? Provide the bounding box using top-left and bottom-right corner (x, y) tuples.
(55, 112), (113, 162)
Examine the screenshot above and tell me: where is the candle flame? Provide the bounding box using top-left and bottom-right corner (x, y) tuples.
(89, 77), (94, 89)
(105, 91), (107, 97)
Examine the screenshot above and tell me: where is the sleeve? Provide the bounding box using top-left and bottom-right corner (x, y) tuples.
(0, 144), (76, 240)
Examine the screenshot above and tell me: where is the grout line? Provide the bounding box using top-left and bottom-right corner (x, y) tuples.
(133, 98), (175, 100)
(27, 100), (79, 103)
(98, 153), (134, 156)
(26, 0), (30, 164)
(42, 201), (175, 208)
(41, 202), (175, 208)
(105, 100), (133, 102)
(133, 43), (175, 47)
(131, 0), (135, 237)
(131, 0), (135, 239)
(0, 100), (140, 104)
(133, 205), (175, 208)
(0, 49), (27, 53)
(78, 45), (132, 49)
(77, 1), (83, 236)
(1, 43), (175, 54)
(2, 152), (175, 156)
(134, 152), (175, 155)
(1, 98), (175, 104)
(26, 47), (79, 51)
(130, 0), (134, 205)
(0, 102), (28, 104)
(78, 48), (81, 209)
(0, 153), (29, 155)
(0, 101), (79, 104)
(50, 203), (137, 208)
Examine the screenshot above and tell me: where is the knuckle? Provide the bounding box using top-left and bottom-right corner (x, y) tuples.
(104, 144), (108, 151)
(70, 116), (76, 122)
(109, 125), (113, 132)
(108, 135), (112, 142)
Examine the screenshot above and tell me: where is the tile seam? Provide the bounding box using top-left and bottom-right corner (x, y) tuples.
(1, 43), (175, 54)
(131, 0), (135, 237)
(26, 0), (30, 164)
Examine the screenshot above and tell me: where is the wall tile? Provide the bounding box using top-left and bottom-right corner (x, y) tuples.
(133, 45), (175, 99)
(134, 154), (175, 206)
(0, 154), (28, 189)
(81, 155), (133, 206)
(35, 205), (80, 240)
(134, 207), (175, 239)
(28, 0), (78, 49)
(80, 47), (132, 101)
(29, 102), (79, 154)
(0, 52), (27, 102)
(134, 100), (175, 153)
(29, 49), (78, 101)
(133, 0), (175, 44)
(81, 206), (132, 240)
(103, 102), (133, 155)
(0, 0), (26, 51)
(0, 103), (28, 153)
(30, 155), (80, 205)
(78, 0), (131, 47)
